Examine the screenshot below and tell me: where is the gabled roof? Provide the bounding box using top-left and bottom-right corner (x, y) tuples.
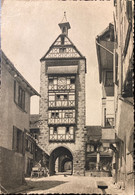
(40, 34), (85, 60)
(96, 23), (114, 41)
(1, 50), (40, 97)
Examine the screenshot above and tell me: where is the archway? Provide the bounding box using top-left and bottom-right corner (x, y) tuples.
(49, 146), (73, 176)
(62, 158), (72, 173)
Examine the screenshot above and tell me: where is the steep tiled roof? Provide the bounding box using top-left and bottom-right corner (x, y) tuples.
(1, 50), (40, 97)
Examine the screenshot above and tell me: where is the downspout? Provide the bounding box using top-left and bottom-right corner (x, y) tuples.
(95, 40), (114, 55)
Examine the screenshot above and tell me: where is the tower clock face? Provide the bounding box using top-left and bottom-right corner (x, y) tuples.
(58, 77), (66, 85)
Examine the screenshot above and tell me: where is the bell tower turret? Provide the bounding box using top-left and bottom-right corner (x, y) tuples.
(58, 12), (71, 36)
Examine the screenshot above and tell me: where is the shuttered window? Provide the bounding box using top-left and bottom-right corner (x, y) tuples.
(18, 86), (25, 110)
(12, 126), (24, 154)
(14, 80), (25, 111)
(113, 51), (118, 85)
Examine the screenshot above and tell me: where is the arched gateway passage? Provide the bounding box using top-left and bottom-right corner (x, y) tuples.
(49, 147), (73, 176)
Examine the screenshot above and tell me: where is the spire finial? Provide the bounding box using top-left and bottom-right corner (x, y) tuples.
(61, 11), (67, 23)
(64, 11), (67, 21)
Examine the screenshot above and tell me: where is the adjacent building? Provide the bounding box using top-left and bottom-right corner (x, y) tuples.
(29, 114), (49, 171)
(96, 0), (134, 193)
(96, 23), (116, 145)
(85, 126), (113, 177)
(113, 0), (134, 193)
(39, 14), (87, 175)
(0, 51), (40, 190)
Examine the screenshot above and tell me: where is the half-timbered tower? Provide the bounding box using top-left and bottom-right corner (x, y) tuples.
(39, 13), (87, 175)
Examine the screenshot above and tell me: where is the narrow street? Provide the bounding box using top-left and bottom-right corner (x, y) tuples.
(17, 175), (126, 194)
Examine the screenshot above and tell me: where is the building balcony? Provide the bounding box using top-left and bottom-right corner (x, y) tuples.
(101, 127), (116, 143)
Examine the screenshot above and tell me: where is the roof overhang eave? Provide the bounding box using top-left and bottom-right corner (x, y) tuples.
(2, 51), (40, 97)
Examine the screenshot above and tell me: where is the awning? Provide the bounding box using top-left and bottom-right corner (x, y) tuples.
(47, 65), (78, 74)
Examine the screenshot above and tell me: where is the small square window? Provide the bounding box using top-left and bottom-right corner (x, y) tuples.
(66, 127), (69, 133)
(56, 95), (60, 100)
(54, 127), (57, 133)
(51, 113), (55, 117)
(51, 112), (59, 118)
(64, 95), (68, 99)
(71, 79), (75, 84)
(55, 113), (59, 118)
(59, 48), (66, 53)
(49, 79), (53, 84)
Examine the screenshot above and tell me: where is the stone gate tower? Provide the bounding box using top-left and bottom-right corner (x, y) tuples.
(39, 13), (87, 175)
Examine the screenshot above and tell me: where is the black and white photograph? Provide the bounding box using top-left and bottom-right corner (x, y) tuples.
(0, 0), (134, 194)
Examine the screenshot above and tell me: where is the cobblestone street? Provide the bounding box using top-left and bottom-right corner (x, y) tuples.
(16, 175), (126, 194)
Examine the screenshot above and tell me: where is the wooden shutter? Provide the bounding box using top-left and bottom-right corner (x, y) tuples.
(14, 81), (16, 102)
(113, 50), (118, 84)
(22, 90), (25, 110)
(126, 0), (132, 23)
(22, 131), (25, 155)
(12, 126), (17, 151)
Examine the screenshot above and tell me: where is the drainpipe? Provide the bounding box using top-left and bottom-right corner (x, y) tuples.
(95, 40), (114, 55)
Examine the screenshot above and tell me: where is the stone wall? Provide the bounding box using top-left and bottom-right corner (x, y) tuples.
(0, 147), (25, 189)
(39, 61), (49, 152)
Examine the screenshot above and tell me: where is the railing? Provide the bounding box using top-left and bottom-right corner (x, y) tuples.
(49, 100), (75, 107)
(49, 133), (74, 141)
(49, 84), (75, 91)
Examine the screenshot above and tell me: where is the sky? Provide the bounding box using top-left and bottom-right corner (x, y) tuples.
(1, 0), (114, 125)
